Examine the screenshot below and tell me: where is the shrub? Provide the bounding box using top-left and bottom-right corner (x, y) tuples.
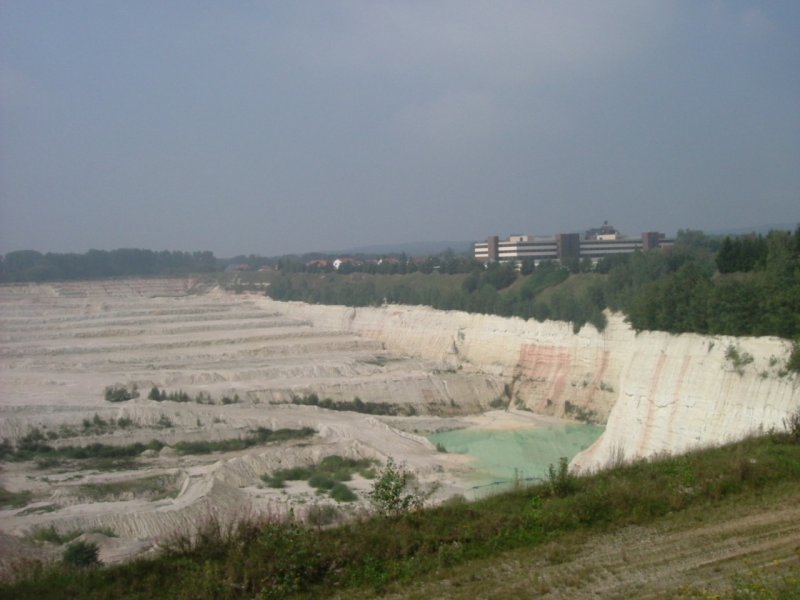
(62, 541), (100, 568)
(308, 474), (336, 491)
(725, 344), (754, 375)
(104, 384), (138, 403)
(329, 483), (357, 502)
(547, 457), (577, 498)
(368, 459), (424, 517)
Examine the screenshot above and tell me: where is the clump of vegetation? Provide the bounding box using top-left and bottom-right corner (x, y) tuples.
(78, 475), (176, 502)
(148, 387), (242, 405)
(546, 457), (577, 498)
(290, 393), (411, 416)
(488, 397), (507, 409)
(262, 455), (375, 503)
(564, 401), (599, 424)
(0, 435), (165, 470)
(62, 541), (101, 568)
(155, 414), (173, 429)
(725, 344), (755, 375)
(173, 427), (315, 455)
(104, 384), (139, 403)
(368, 458), (426, 517)
(75, 413), (135, 436)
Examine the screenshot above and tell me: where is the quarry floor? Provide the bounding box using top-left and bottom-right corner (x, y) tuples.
(0, 279), (572, 571)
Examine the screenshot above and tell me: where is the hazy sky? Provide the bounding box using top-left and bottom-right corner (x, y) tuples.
(1, 1), (798, 257)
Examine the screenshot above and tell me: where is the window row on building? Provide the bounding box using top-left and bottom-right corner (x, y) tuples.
(474, 226), (672, 264)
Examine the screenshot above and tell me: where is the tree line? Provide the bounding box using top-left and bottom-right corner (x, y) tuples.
(266, 228), (800, 344)
(0, 248), (217, 282)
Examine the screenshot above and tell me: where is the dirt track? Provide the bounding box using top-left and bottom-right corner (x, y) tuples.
(371, 488), (800, 599)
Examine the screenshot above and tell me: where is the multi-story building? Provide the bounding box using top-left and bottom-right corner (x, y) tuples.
(474, 224), (672, 264)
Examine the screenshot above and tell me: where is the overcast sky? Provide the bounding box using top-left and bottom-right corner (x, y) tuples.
(1, 1), (798, 257)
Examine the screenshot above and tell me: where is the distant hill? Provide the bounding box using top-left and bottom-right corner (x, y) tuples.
(331, 240), (474, 257)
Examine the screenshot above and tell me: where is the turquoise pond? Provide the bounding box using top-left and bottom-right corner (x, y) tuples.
(428, 425), (604, 490)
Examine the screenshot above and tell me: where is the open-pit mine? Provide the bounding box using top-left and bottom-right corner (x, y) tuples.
(1, 278), (797, 572)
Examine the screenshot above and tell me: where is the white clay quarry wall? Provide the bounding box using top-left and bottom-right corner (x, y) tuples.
(258, 297), (799, 468)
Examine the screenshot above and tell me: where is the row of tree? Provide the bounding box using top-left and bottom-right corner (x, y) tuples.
(624, 229), (800, 338)
(266, 228), (800, 341)
(0, 249), (217, 282)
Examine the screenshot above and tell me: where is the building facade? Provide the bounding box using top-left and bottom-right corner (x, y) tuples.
(474, 225), (672, 264)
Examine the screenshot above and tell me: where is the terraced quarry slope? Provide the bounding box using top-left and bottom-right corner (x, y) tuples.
(0, 279), (505, 568)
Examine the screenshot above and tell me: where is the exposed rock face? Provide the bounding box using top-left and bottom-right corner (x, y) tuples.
(260, 298), (799, 469)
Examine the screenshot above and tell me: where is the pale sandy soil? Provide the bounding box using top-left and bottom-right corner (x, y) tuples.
(0, 279), (561, 572)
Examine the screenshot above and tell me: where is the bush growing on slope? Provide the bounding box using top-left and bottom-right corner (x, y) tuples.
(62, 541), (100, 568)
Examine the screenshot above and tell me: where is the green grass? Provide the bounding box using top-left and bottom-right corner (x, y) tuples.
(4, 433), (799, 599)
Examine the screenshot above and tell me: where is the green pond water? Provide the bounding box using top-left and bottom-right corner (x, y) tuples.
(429, 424), (604, 491)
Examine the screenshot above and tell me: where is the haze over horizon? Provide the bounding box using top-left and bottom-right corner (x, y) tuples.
(1, 2), (798, 258)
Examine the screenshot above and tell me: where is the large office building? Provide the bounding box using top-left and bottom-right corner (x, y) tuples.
(474, 223), (672, 264)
